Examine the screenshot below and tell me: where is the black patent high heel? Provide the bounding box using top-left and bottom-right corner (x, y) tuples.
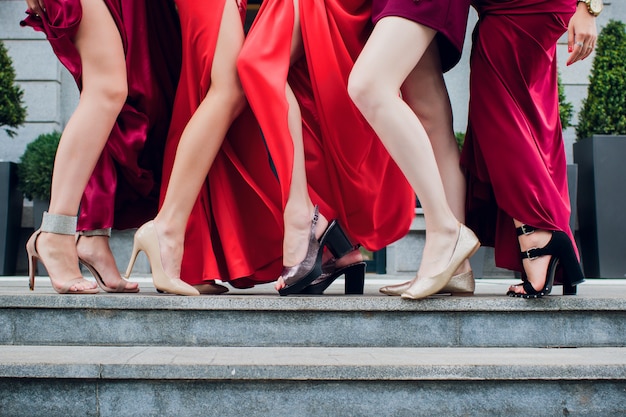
(507, 225), (585, 299)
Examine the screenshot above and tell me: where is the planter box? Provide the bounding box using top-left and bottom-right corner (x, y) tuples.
(0, 162), (22, 275)
(573, 135), (626, 278)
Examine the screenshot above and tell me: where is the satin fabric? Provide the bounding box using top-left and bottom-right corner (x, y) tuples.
(238, 0), (415, 251)
(21, 0), (181, 231)
(371, 0), (471, 72)
(460, 0), (578, 273)
(160, 0), (283, 287)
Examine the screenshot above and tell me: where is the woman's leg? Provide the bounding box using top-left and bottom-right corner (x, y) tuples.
(152, 0), (247, 284)
(509, 219), (553, 294)
(274, 0), (332, 290)
(348, 17), (462, 282)
(36, 0), (127, 291)
(400, 41), (472, 276)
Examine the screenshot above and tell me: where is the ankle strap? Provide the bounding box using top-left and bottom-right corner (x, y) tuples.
(40, 211), (77, 235)
(516, 224), (536, 236)
(78, 228), (112, 237)
(520, 246), (548, 261)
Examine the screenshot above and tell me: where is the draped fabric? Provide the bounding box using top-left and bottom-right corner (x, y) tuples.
(20, 0), (181, 231)
(160, 0), (283, 287)
(371, 0), (471, 73)
(460, 0), (578, 272)
(238, 0), (415, 251)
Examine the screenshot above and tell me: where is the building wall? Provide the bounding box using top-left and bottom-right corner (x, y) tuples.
(1, 0), (624, 164)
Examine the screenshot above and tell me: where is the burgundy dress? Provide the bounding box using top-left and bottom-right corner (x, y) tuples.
(20, 0), (180, 231)
(372, 0), (471, 72)
(238, 0), (415, 252)
(460, 0), (578, 273)
(160, 0), (283, 288)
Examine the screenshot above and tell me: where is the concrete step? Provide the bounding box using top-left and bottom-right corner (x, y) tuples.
(0, 345), (624, 416)
(1, 279), (625, 348)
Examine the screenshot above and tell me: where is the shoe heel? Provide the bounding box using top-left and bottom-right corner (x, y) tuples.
(321, 221), (354, 258)
(554, 231), (585, 288)
(27, 251), (36, 291)
(563, 283), (577, 295)
(344, 262), (366, 294)
(124, 239), (141, 279)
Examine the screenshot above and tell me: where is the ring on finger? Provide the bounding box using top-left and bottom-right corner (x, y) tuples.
(575, 41), (584, 48)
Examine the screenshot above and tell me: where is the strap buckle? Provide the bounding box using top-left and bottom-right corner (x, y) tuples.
(525, 247), (540, 261)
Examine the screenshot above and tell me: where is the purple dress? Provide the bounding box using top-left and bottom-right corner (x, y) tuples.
(20, 0), (181, 231)
(372, 0), (471, 72)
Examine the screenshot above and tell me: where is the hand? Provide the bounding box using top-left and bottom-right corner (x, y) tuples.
(566, 2), (598, 66)
(25, 0), (45, 17)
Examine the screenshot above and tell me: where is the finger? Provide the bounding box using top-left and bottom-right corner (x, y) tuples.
(567, 41), (584, 65)
(567, 26), (575, 53)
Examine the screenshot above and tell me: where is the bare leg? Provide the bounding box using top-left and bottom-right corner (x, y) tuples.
(275, 0), (330, 289)
(400, 42), (472, 276)
(152, 0), (246, 290)
(76, 234), (139, 291)
(349, 17), (461, 282)
(509, 219), (552, 294)
(37, 0), (127, 291)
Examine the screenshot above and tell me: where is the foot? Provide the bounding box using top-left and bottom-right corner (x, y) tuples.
(275, 205), (329, 291)
(415, 221), (460, 282)
(152, 217), (185, 282)
(194, 282), (229, 295)
(508, 228), (552, 296)
(37, 232), (98, 292)
(76, 235), (139, 292)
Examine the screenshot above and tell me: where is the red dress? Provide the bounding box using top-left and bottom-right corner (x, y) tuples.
(460, 0), (578, 273)
(21, 0), (181, 231)
(238, 0), (415, 251)
(160, 0), (283, 288)
(372, 0), (471, 72)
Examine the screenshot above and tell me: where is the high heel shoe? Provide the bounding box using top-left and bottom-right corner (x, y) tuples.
(76, 229), (139, 293)
(278, 206), (355, 296)
(26, 212), (99, 294)
(401, 223), (480, 300)
(507, 225), (585, 299)
(297, 222), (365, 295)
(297, 259), (366, 295)
(380, 271), (475, 296)
(125, 221), (200, 296)
(278, 206), (324, 295)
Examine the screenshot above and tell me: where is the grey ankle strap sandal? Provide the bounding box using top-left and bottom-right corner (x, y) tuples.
(40, 211), (77, 235)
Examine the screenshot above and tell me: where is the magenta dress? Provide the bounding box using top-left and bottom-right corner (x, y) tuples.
(20, 0), (181, 231)
(372, 0), (471, 72)
(460, 0), (578, 274)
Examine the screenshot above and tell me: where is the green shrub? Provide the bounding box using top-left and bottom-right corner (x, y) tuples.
(558, 72), (573, 130)
(576, 20), (626, 140)
(18, 131), (61, 200)
(0, 40), (26, 138)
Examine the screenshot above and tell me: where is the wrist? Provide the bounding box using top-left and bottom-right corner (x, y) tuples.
(577, 0), (602, 17)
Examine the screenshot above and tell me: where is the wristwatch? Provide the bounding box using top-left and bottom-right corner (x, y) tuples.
(578, 0), (603, 17)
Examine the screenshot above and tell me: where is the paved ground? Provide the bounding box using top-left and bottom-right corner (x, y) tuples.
(1, 273), (625, 298)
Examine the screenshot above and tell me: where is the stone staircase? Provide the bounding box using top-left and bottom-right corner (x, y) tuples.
(1, 277), (625, 417)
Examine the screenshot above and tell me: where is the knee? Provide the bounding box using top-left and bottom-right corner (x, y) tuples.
(93, 81), (128, 115)
(347, 70), (381, 117)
